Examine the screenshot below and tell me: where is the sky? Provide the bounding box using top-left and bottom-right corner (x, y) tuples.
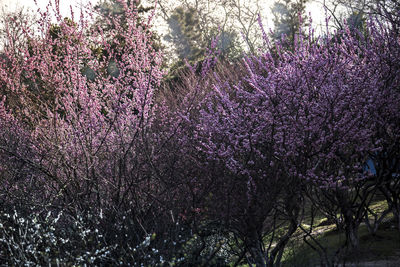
(0, 0), (329, 28)
(0, 0), (97, 16)
(0, 0), (335, 54)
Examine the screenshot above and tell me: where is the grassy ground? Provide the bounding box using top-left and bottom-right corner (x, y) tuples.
(281, 201), (400, 266)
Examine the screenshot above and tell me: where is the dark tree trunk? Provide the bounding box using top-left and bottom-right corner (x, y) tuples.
(344, 215), (359, 249)
(393, 203), (400, 231)
(245, 229), (266, 267)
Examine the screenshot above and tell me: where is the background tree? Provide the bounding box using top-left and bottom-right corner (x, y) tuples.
(271, 0), (309, 44)
(164, 6), (206, 67)
(323, 0), (400, 30)
(155, 0), (265, 63)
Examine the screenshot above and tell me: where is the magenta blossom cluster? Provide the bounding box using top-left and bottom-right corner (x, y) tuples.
(159, 14), (399, 265)
(0, 0), (163, 209)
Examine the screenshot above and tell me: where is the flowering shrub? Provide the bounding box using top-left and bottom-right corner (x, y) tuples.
(155, 12), (400, 266)
(0, 204), (239, 265)
(0, 208), (111, 265)
(0, 0), (163, 211)
(0, 0), (399, 266)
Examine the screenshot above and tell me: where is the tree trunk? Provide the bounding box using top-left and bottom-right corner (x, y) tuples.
(393, 204), (400, 232)
(249, 244), (267, 267)
(245, 229), (266, 267)
(345, 222), (359, 249)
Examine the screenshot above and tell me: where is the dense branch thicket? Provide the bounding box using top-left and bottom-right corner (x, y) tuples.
(0, 0), (399, 266)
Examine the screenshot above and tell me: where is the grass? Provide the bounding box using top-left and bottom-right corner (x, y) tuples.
(229, 200), (399, 266)
(281, 200), (400, 267)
